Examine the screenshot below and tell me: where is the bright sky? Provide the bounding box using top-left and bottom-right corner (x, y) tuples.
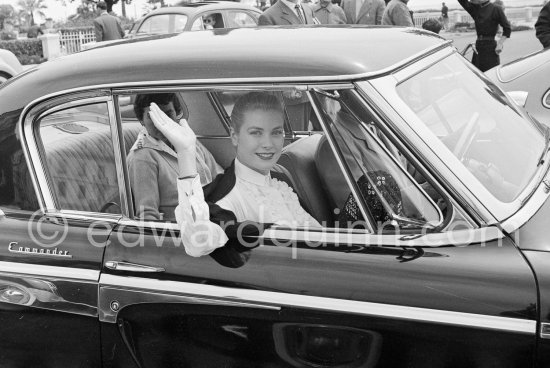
(1, 0), (545, 21)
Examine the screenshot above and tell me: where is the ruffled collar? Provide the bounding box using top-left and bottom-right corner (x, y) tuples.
(234, 158), (271, 187)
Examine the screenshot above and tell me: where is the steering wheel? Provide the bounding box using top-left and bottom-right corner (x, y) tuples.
(99, 201), (121, 214)
(453, 112), (480, 161)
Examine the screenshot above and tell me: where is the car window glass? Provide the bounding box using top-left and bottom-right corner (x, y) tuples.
(174, 14), (188, 32)
(137, 14), (170, 35)
(0, 117), (39, 212)
(38, 102), (122, 214)
(397, 54), (545, 203)
(201, 13), (224, 29)
(191, 17), (203, 31)
(313, 90), (444, 232)
(121, 91), (229, 222)
(226, 11), (258, 27)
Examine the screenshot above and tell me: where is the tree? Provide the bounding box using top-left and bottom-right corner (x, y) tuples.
(0, 4), (15, 30)
(17, 0), (47, 27)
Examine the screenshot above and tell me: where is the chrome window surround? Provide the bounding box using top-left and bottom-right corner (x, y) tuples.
(19, 92), (126, 222)
(364, 49), (550, 225)
(543, 88), (550, 109)
(358, 79), (491, 226)
(117, 217), (503, 248)
(99, 273), (535, 335)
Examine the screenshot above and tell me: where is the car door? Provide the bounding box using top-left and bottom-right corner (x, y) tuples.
(0, 92), (126, 366)
(99, 86), (538, 368)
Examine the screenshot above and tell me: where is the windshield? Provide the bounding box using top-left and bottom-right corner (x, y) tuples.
(396, 55), (545, 203)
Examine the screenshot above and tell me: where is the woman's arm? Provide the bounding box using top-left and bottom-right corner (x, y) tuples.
(149, 103), (228, 257)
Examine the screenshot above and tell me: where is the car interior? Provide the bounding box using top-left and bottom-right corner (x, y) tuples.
(0, 87), (456, 235)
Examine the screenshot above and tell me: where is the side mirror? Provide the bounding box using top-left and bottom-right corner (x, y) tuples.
(507, 91), (528, 107)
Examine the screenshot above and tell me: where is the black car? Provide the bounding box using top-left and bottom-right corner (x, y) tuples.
(0, 27), (549, 367)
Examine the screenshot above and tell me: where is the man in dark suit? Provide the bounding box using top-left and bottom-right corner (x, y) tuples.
(93, 1), (125, 42)
(341, 0), (385, 25)
(258, 0), (317, 25)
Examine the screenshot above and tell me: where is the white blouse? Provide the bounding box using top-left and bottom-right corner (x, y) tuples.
(175, 158), (321, 257)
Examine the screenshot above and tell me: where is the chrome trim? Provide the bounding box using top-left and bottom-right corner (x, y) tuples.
(393, 48), (454, 83)
(100, 274), (535, 334)
(541, 322), (550, 339)
(502, 170), (550, 233)
(263, 226), (504, 247)
(0, 261), (99, 281)
(8, 241), (72, 258)
(107, 97), (130, 216)
(357, 80), (491, 225)
(105, 261), (165, 273)
(99, 284), (281, 323)
(0, 262), (98, 316)
(307, 91), (374, 232)
(543, 88), (550, 109)
(0, 208), (5, 218)
(20, 95), (113, 213)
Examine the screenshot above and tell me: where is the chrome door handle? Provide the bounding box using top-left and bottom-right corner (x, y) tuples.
(104, 261), (165, 273)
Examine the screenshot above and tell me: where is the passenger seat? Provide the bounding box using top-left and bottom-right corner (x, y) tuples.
(276, 134), (333, 226)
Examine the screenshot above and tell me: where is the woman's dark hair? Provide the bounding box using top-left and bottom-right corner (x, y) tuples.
(230, 92), (284, 132)
(422, 18), (442, 34)
(133, 93), (188, 122)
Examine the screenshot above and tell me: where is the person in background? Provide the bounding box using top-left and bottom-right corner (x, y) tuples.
(0, 20), (17, 41)
(422, 18), (442, 34)
(27, 24), (44, 38)
(441, 2), (449, 30)
(382, 0), (414, 27)
(341, 0), (385, 25)
(93, 1), (125, 42)
(536, 1), (550, 49)
(127, 93), (223, 221)
(457, 0), (511, 72)
(258, 0), (317, 25)
(203, 14), (216, 29)
(312, 0), (347, 24)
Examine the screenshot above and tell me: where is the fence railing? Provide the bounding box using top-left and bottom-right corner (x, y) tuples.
(59, 28), (95, 55)
(413, 6), (539, 29)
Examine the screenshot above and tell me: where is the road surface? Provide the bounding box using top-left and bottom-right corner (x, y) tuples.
(444, 28), (543, 65)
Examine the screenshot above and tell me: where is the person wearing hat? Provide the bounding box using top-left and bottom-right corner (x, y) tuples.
(93, 1), (125, 42)
(458, 0), (511, 72)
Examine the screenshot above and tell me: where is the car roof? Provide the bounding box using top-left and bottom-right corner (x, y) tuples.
(143, 1), (261, 16)
(0, 27), (447, 116)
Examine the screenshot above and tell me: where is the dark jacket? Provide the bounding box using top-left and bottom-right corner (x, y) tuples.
(93, 12), (125, 42)
(536, 2), (550, 49)
(203, 161), (294, 268)
(259, 0), (317, 25)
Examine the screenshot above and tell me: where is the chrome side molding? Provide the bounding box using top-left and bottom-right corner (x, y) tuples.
(105, 261), (165, 273)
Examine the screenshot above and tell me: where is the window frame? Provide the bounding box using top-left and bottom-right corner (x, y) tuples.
(21, 91), (125, 222)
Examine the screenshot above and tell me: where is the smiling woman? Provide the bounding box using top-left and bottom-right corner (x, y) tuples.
(146, 91), (321, 259)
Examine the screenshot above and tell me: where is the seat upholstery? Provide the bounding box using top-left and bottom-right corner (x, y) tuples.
(314, 135), (351, 212)
(276, 134), (333, 225)
(14, 123), (141, 213)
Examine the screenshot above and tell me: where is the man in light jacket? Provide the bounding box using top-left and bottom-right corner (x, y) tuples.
(382, 0), (414, 27)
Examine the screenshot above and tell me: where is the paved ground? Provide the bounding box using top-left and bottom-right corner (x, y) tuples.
(443, 28), (543, 65)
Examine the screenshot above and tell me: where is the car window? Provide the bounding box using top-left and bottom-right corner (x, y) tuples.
(0, 119), (39, 212)
(313, 90), (445, 232)
(122, 88), (332, 228)
(396, 54), (545, 203)
(37, 102), (122, 214)
(137, 14), (171, 35)
(174, 14), (188, 32)
(226, 11), (258, 27)
(201, 12), (224, 29)
(191, 17), (203, 31)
